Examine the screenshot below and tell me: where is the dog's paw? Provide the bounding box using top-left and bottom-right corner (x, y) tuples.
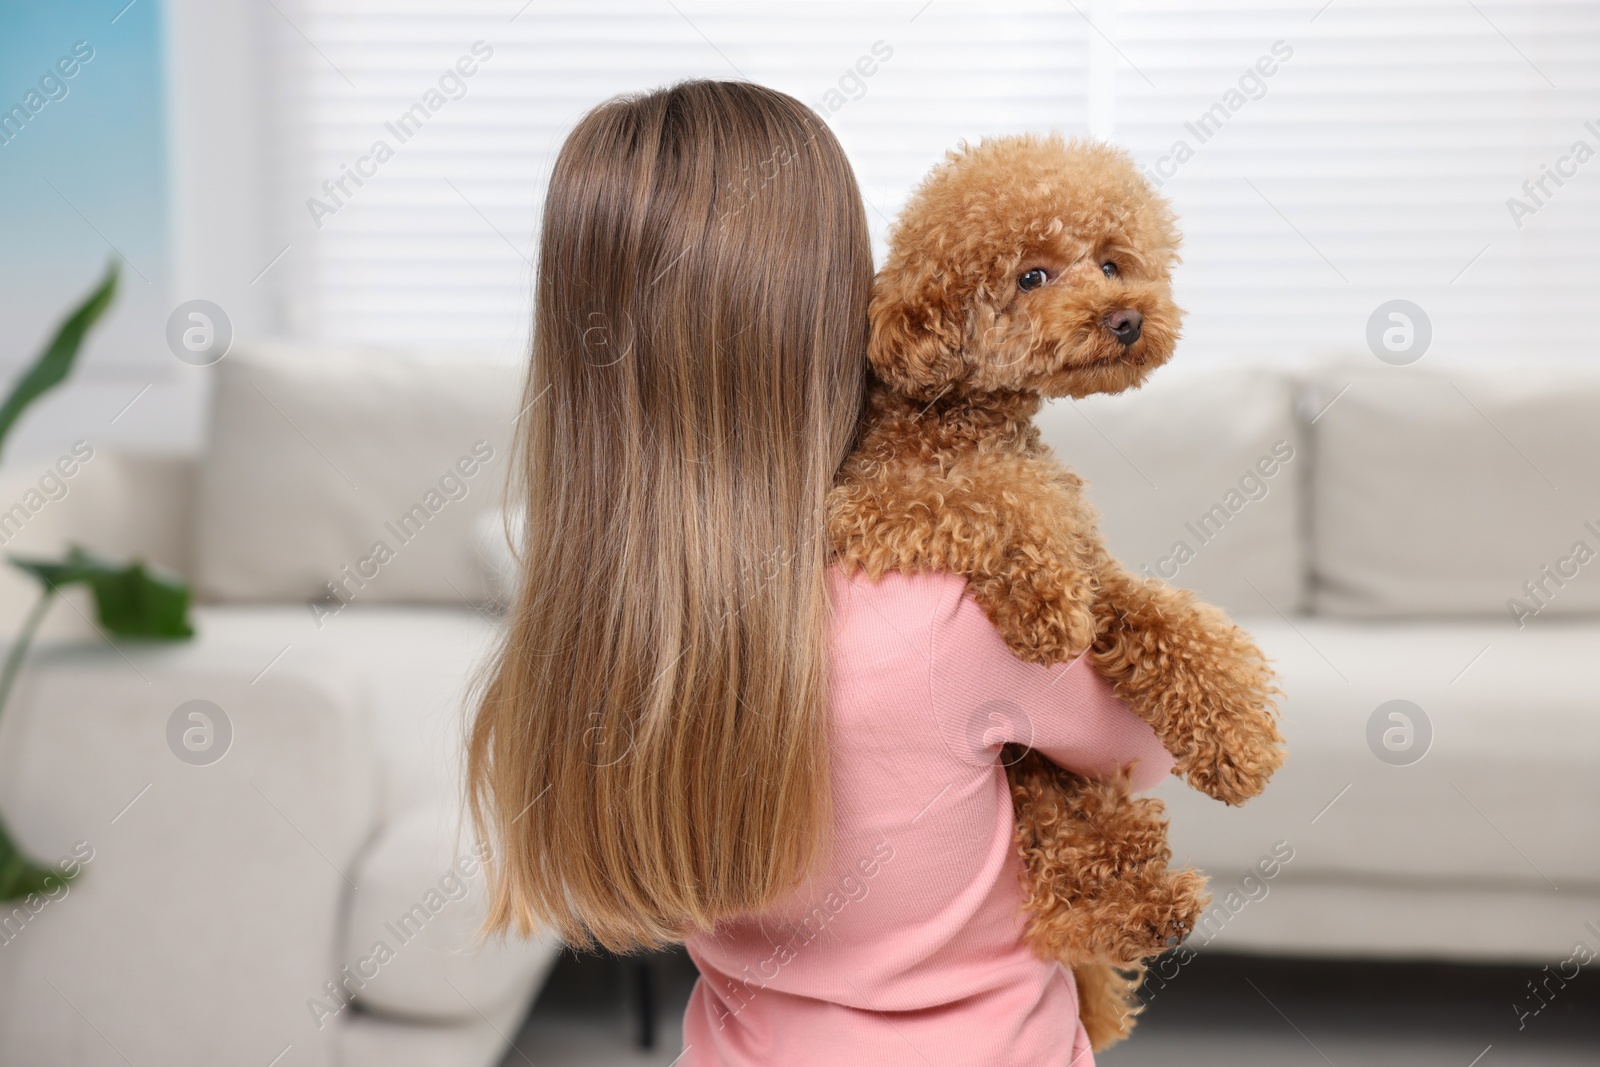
(1176, 700), (1285, 805)
(1160, 866), (1210, 948)
(1101, 865), (1210, 965)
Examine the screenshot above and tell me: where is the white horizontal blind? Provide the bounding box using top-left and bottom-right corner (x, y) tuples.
(268, 0), (1090, 355)
(271, 0), (1600, 364)
(1112, 0), (1600, 363)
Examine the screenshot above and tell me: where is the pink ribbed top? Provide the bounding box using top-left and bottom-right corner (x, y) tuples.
(681, 570), (1173, 1066)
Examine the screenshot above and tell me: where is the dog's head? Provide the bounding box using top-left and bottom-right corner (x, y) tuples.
(869, 134), (1182, 401)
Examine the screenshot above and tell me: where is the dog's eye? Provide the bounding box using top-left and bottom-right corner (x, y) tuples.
(1101, 261), (1118, 278)
(1018, 268), (1049, 292)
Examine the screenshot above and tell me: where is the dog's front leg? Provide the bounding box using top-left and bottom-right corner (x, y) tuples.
(1087, 557), (1285, 804)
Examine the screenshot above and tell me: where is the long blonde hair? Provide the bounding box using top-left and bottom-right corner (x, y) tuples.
(468, 81), (871, 950)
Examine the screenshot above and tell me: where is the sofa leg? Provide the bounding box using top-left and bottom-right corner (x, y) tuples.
(628, 955), (655, 1050)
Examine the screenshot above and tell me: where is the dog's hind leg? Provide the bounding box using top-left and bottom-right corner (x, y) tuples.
(1006, 749), (1208, 966)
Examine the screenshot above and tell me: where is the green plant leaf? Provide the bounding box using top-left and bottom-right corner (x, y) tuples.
(9, 557), (83, 589)
(0, 261), (120, 463)
(8, 545), (194, 640)
(0, 811), (74, 903)
(84, 557), (194, 639)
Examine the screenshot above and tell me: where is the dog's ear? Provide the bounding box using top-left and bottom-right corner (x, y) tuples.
(867, 265), (969, 400)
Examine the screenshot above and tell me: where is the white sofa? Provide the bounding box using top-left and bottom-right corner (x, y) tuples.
(0, 345), (1596, 1065)
(1035, 359), (1600, 966)
(0, 345), (559, 1067)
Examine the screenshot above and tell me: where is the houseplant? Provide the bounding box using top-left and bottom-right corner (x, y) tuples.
(0, 262), (196, 900)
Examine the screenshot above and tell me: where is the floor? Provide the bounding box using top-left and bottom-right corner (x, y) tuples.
(499, 949), (1599, 1066)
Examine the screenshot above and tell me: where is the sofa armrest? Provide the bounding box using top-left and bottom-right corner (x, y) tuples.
(0, 629), (380, 1067)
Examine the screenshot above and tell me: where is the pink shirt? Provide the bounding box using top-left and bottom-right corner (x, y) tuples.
(682, 570), (1174, 1066)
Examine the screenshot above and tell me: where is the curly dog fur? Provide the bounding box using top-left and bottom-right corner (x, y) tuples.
(828, 135), (1285, 1050)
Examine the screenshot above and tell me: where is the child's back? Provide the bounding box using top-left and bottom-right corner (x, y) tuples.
(685, 571), (1170, 1066)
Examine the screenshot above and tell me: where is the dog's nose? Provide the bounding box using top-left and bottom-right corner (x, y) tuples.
(1103, 309), (1143, 346)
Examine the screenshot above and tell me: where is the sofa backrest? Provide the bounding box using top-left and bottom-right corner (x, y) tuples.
(177, 345), (1600, 623)
(1305, 360), (1600, 621)
(1036, 365), (1306, 620)
(195, 342), (523, 608)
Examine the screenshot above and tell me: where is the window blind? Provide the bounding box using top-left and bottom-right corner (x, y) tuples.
(1112, 0), (1600, 362)
(267, 0), (1600, 363)
(268, 0), (1090, 354)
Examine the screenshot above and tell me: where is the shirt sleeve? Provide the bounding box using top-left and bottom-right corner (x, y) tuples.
(929, 580), (1174, 791)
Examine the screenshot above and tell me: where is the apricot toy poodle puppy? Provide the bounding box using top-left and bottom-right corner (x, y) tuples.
(828, 134), (1285, 1050)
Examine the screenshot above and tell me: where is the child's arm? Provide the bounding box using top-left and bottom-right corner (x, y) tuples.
(931, 582), (1173, 788)
(1023, 661), (1174, 790)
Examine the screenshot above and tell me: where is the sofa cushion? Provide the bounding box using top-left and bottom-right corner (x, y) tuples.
(473, 510), (519, 612)
(1308, 359), (1600, 619)
(1035, 365), (1306, 617)
(196, 343), (523, 606)
(178, 604), (501, 818)
(346, 805), (561, 1025)
(0, 453), (196, 639)
(1159, 615), (1600, 888)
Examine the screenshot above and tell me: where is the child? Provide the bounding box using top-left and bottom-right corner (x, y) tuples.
(468, 80), (1171, 1066)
